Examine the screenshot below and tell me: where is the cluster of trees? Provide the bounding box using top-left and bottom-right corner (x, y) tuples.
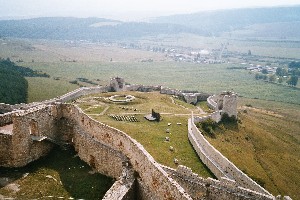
(0, 58), (50, 104)
(0, 58), (50, 77)
(255, 62), (299, 87)
(0, 59), (28, 104)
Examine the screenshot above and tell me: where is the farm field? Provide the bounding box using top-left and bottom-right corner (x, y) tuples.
(0, 38), (299, 104)
(24, 61), (299, 104)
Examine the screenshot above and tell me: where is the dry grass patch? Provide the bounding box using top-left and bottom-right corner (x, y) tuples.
(204, 106), (300, 199)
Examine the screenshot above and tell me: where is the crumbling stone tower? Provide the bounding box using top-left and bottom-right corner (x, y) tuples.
(110, 77), (125, 92)
(216, 91), (238, 118)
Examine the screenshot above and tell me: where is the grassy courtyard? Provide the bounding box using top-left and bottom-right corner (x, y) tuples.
(76, 91), (214, 178)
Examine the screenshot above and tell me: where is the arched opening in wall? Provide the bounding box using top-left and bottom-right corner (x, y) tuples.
(89, 155), (96, 169)
(29, 119), (39, 136)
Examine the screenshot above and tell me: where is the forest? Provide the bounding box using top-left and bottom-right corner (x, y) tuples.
(0, 58), (49, 104)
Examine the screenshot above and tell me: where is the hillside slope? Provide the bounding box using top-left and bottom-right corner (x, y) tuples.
(204, 103), (300, 199)
(153, 6), (300, 38)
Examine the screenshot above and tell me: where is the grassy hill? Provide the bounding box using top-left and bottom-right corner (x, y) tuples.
(202, 98), (300, 199)
(153, 6), (300, 38)
(0, 17), (194, 41)
(1, 6), (300, 40)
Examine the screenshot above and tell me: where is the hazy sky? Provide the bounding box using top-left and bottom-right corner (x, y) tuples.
(1, 0), (300, 21)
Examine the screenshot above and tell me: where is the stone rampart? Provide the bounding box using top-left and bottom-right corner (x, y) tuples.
(126, 84), (161, 92)
(188, 117), (272, 196)
(2, 104), (63, 167)
(161, 165), (274, 200)
(193, 111), (222, 124)
(62, 104), (192, 200)
(207, 95), (218, 110)
(160, 86), (183, 96)
(0, 112), (15, 126)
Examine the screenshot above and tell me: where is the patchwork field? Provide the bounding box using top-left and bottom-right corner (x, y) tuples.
(1, 38), (299, 104)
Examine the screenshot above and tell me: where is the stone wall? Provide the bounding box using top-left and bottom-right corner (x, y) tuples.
(210, 92), (238, 118)
(0, 133), (12, 166)
(160, 86), (182, 96)
(0, 112), (15, 126)
(110, 77), (125, 92)
(62, 104), (192, 200)
(125, 84), (161, 92)
(161, 165), (274, 200)
(0, 103), (14, 113)
(2, 104), (63, 167)
(207, 95), (218, 110)
(188, 118), (272, 196)
(194, 111), (222, 123)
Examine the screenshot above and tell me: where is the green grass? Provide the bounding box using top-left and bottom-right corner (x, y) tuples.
(26, 77), (78, 102)
(0, 146), (114, 199)
(76, 91), (214, 177)
(84, 106), (106, 114)
(196, 101), (213, 113)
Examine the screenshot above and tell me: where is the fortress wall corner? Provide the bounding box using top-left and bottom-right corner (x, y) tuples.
(7, 105), (63, 167)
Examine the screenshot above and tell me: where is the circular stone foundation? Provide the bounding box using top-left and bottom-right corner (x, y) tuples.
(108, 95), (135, 102)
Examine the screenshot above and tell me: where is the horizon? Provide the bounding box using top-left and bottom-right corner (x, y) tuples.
(0, 0), (300, 21)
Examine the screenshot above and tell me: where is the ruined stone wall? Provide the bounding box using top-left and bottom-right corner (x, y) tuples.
(183, 93), (198, 104)
(160, 86), (183, 96)
(61, 104), (192, 200)
(58, 86), (110, 103)
(0, 103), (14, 113)
(194, 111), (222, 124)
(0, 133), (12, 166)
(161, 165), (274, 200)
(188, 118), (272, 196)
(72, 127), (127, 179)
(207, 95), (218, 110)
(0, 112), (15, 126)
(102, 167), (136, 200)
(125, 84), (143, 91)
(4, 105), (63, 167)
(125, 84), (161, 92)
(222, 94), (238, 117)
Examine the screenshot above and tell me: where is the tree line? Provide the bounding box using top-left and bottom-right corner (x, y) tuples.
(0, 58), (50, 104)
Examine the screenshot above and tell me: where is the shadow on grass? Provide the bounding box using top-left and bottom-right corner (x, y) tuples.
(0, 146), (114, 199)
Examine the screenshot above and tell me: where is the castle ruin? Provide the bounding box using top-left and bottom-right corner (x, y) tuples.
(0, 78), (289, 200)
